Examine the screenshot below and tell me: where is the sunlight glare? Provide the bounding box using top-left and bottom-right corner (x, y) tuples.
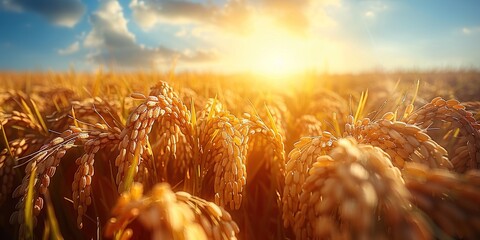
(256, 48), (300, 76)
(225, 16), (317, 77)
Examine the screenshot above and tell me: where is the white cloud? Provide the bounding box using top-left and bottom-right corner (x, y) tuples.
(1, 0), (85, 27)
(462, 26), (480, 35)
(175, 28), (188, 37)
(365, 11), (375, 18)
(123, 0), (342, 72)
(363, 2), (387, 19)
(129, 0), (217, 30)
(84, 0), (135, 48)
(58, 41), (79, 55)
(129, 0), (338, 34)
(84, 0), (216, 68)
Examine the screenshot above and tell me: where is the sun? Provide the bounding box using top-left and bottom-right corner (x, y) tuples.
(255, 47), (303, 76)
(222, 16), (317, 77)
(247, 29), (308, 77)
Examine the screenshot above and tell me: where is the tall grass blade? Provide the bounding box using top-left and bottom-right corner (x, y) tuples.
(44, 191), (63, 240)
(0, 123), (12, 158)
(265, 104), (279, 135)
(207, 95), (218, 120)
(25, 167), (36, 239)
(122, 145), (141, 192)
(30, 99), (48, 134)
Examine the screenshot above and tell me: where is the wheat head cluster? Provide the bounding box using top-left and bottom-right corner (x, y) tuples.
(0, 71), (480, 239)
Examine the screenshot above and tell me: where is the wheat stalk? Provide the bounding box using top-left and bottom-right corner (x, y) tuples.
(0, 90), (30, 112)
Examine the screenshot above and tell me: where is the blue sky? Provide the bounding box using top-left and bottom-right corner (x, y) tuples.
(0, 0), (479, 73)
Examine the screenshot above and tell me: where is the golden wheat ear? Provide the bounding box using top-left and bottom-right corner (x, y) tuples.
(0, 136), (42, 204)
(295, 138), (430, 240)
(115, 81), (194, 193)
(240, 110), (285, 193)
(462, 101), (480, 114)
(195, 109), (245, 210)
(292, 114), (323, 139)
(1, 111), (45, 134)
(0, 98), (54, 209)
(282, 132), (337, 228)
(72, 123), (122, 229)
(10, 127), (87, 238)
(403, 162), (480, 239)
(306, 89), (350, 134)
(405, 97), (480, 173)
(345, 113), (451, 170)
(104, 182), (239, 240)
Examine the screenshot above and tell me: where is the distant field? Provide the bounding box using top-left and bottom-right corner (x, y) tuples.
(1, 70), (480, 239)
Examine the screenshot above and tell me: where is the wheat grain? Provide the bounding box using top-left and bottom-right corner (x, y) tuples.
(307, 89), (349, 134)
(104, 182), (239, 240)
(0, 152), (15, 204)
(293, 114), (323, 138)
(405, 97), (480, 172)
(194, 101), (285, 210)
(1, 111), (44, 134)
(2, 72), (480, 239)
(0, 90), (30, 112)
(150, 114), (192, 183)
(403, 162), (480, 238)
(115, 82), (193, 193)
(282, 131), (337, 228)
(462, 101), (480, 114)
(177, 190), (240, 240)
(0, 136), (40, 204)
(10, 128), (85, 236)
(295, 138), (430, 239)
(240, 111), (285, 197)
(345, 113), (451, 170)
(48, 97), (121, 132)
(197, 111), (245, 210)
(72, 124), (121, 229)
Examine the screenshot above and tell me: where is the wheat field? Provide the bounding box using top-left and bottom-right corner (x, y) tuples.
(1, 70), (480, 239)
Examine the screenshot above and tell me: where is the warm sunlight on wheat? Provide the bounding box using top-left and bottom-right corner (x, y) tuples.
(1, 71), (480, 239)
(1, 0), (480, 239)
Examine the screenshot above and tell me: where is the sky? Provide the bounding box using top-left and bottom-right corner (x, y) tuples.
(0, 0), (479, 74)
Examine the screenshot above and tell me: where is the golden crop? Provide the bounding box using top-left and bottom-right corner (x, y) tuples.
(0, 70), (479, 239)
